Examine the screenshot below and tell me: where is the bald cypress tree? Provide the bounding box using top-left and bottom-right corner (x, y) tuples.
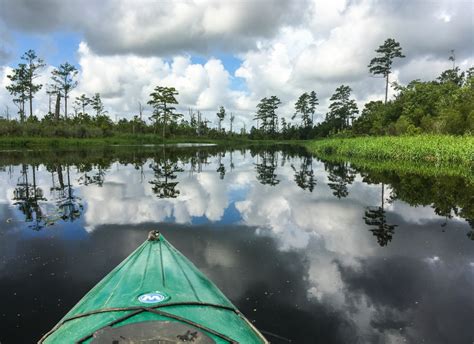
(147, 86), (180, 139)
(368, 38), (405, 104)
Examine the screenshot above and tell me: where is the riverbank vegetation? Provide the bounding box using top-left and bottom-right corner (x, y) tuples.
(0, 134), (287, 148)
(1, 39), (473, 155)
(306, 135), (473, 164)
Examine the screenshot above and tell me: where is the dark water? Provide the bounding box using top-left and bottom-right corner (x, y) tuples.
(0, 145), (473, 344)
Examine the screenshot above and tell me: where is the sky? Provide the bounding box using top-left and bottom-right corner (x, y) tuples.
(0, 0), (473, 129)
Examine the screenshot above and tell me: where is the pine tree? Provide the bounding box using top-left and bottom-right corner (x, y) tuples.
(293, 92), (311, 127)
(75, 94), (91, 115)
(216, 106), (226, 131)
(327, 85), (359, 132)
(6, 64), (28, 122)
(255, 97), (270, 132)
(368, 38), (405, 104)
(90, 93), (106, 116)
(21, 50), (45, 118)
(51, 62), (78, 118)
(308, 91), (318, 125)
(254, 96), (281, 134)
(267, 96), (281, 133)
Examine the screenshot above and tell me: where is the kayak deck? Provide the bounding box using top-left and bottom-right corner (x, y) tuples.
(40, 231), (267, 343)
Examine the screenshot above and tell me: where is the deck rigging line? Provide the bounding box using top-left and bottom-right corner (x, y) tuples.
(38, 301), (242, 343)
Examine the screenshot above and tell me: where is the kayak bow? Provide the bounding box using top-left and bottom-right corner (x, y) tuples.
(40, 230), (268, 343)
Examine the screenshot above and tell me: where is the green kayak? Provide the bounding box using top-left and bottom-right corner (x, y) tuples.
(39, 231), (268, 343)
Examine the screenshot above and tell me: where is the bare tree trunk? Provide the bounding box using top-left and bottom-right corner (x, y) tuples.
(138, 102), (143, 121)
(57, 166), (64, 189)
(197, 111), (201, 136)
(21, 100), (25, 122)
(64, 91), (68, 119)
(381, 183), (385, 213)
(162, 115), (166, 141)
(29, 88), (33, 118)
(163, 103), (167, 141)
(384, 74), (389, 105)
(55, 93), (61, 121)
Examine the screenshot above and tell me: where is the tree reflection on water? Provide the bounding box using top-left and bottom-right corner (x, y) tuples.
(13, 164), (46, 230)
(149, 147), (184, 199)
(325, 161), (355, 198)
(255, 150), (280, 186)
(291, 156), (316, 192)
(363, 184), (398, 247)
(1, 145), (472, 242)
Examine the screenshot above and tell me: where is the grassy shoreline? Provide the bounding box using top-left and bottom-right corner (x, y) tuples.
(305, 135), (473, 165)
(316, 153), (473, 182)
(0, 135), (294, 148)
(1, 135), (473, 166)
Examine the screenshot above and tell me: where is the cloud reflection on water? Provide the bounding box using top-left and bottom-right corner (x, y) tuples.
(0, 147), (473, 343)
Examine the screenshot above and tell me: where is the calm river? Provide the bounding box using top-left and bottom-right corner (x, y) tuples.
(0, 144), (473, 343)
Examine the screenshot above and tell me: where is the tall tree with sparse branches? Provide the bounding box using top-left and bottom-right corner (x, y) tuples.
(51, 62), (78, 118)
(21, 50), (45, 118)
(229, 112), (235, 133)
(147, 86), (181, 139)
(308, 90), (318, 125)
(216, 106), (226, 131)
(90, 93), (106, 116)
(75, 94), (91, 115)
(449, 49), (455, 69)
(46, 84), (60, 115)
(267, 96), (281, 133)
(6, 63), (28, 122)
(368, 38), (405, 104)
(255, 97), (270, 131)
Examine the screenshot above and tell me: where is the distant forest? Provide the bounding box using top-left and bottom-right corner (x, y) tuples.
(1, 38), (473, 140)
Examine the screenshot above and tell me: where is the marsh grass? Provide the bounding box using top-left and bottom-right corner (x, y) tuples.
(306, 135), (474, 165)
(316, 153), (474, 184)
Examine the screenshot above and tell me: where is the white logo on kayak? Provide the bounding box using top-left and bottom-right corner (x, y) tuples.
(138, 292), (169, 304)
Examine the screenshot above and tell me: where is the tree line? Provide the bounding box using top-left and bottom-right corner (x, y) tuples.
(1, 39), (473, 140)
